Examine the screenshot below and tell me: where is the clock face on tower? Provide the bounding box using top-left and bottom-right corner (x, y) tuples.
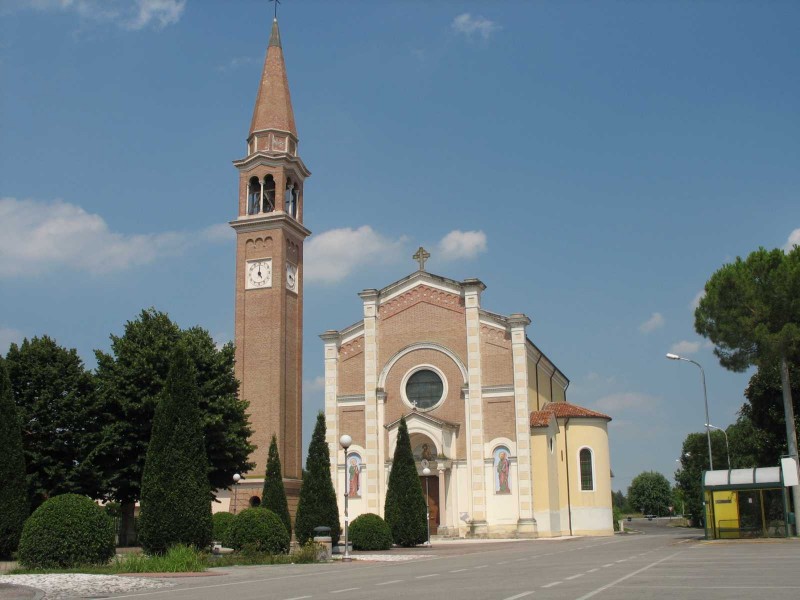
(286, 263), (298, 293)
(246, 259), (272, 290)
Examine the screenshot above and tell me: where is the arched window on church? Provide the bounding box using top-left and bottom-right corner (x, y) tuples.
(579, 448), (594, 491)
(262, 175), (275, 213)
(247, 176), (261, 215)
(285, 178), (298, 218)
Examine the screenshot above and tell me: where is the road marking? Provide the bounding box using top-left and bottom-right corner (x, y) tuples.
(497, 561), (509, 565)
(515, 557), (527, 562)
(566, 574), (584, 580)
(376, 580), (403, 586)
(616, 559), (627, 563)
(415, 574), (438, 579)
(475, 564), (488, 569)
(541, 581), (562, 588)
(603, 563), (613, 567)
(331, 589), (360, 594)
(503, 593), (534, 600)
(587, 568), (599, 573)
(285, 597), (312, 600)
(450, 568), (468, 573)
(574, 551), (681, 600)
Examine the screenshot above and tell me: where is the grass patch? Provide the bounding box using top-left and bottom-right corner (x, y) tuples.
(9, 542), (322, 575)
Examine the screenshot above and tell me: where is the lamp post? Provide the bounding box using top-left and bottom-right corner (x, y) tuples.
(422, 466), (431, 546)
(232, 473), (241, 514)
(666, 353), (714, 471)
(706, 423), (731, 470)
(339, 434), (352, 562)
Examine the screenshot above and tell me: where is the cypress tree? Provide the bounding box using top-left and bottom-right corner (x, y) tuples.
(138, 343), (213, 554)
(384, 417), (427, 547)
(295, 412), (341, 545)
(0, 358), (29, 558)
(262, 434), (292, 537)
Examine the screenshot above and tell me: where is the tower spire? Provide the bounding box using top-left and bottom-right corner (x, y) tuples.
(249, 14), (296, 139)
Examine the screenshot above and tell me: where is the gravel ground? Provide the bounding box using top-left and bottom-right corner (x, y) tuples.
(0, 573), (174, 599)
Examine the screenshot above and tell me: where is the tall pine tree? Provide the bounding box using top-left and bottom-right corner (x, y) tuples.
(384, 417), (427, 547)
(262, 434), (292, 537)
(138, 343), (213, 554)
(0, 357), (28, 558)
(295, 412), (340, 545)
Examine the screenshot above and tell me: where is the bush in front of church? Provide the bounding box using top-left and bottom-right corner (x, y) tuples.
(138, 344), (213, 555)
(212, 512), (236, 545)
(226, 508), (289, 554)
(384, 417), (428, 547)
(349, 513), (393, 551)
(262, 434), (292, 537)
(17, 494), (115, 568)
(295, 412), (341, 546)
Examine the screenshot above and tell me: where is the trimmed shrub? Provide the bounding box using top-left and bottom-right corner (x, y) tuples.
(295, 412), (340, 545)
(17, 494), (115, 568)
(226, 508), (289, 554)
(138, 344), (213, 554)
(212, 512), (236, 545)
(384, 417), (427, 547)
(262, 435), (292, 537)
(349, 513), (393, 551)
(0, 358), (28, 558)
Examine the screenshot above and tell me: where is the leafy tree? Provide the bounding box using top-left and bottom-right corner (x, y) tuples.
(611, 490), (627, 511)
(384, 417), (427, 547)
(0, 358), (28, 558)
(294, 412), (340, 545)
(138, 343), (213, 554)
(94, 308), (254, 544)
(675, 431), (730, 524)
(262, 434), (292, 537)
(695, 246), (800, 511)
(5, 336), (103, 508)
(627, 471), (671, 516)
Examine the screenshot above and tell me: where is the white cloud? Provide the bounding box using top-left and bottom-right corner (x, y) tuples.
(19, 0), (185, 30)
(304, 226), (407, 284)
(0, 326), (24, 354)
(215, 56), (258, 73)
(451, 13), (501, 39)
(0, 197), (229, 277)
(669, 340), (701, 355)
(638, 312), (665, 333)
(594, 392), (659, 412)
(437, 230), (487, 261)
(690, 290), (704, 311)
(304, 376), (325, 393)
(785, 228), (800, 252)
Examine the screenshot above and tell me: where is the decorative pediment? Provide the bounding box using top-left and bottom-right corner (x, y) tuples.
(384, 410), (460, 433)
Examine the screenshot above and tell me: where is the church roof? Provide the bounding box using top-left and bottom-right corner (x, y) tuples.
(249, 18), (297, 138)
(530, 402), (611, 428)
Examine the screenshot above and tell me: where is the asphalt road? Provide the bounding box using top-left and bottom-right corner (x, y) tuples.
(106, 520), (800, 600)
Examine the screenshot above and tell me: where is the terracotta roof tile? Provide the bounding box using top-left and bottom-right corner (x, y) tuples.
(529, 410), (555, 428)
(529, 402), (611, 428)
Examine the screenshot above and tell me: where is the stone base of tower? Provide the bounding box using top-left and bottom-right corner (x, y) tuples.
(284, 477), (302, 522)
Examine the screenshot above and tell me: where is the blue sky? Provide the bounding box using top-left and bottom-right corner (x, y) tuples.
(1, 0), (798, 493)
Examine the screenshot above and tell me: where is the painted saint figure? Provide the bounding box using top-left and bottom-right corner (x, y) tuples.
(348, 456), (360, 497)
(495, 448), (511, 494)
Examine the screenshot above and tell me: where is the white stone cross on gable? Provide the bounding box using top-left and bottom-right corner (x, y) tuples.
(413, 247), (430, 271)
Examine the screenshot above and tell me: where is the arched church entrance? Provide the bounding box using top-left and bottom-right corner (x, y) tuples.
(411, 432), (441, 536)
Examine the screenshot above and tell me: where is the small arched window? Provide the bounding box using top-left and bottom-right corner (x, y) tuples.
(263, 175), (275, 212)
(247, 177), (261, 215)
(579, 448), (594, 491)
(249, 496), (261, 507)
(285, 178), (298, 218)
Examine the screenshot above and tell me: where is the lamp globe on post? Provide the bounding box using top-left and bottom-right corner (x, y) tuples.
(422, 466), (431, 546)
(232, 473), (242, 514)
(666, 353), (714, 471)
(339, 434), (352, 562)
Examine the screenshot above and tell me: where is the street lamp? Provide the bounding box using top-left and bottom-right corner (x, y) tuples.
(339, 434), (352, 563)
(666, 353), (714, 471)
(706, 423), (731, 470)
(422, 466), (431, 546)
(232, 473), (241, 514)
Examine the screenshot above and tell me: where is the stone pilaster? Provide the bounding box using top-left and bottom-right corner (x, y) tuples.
(509, 313), (536, 535)
(359, 289), (380, 512)
(463, 278), (487, 531)
(320, 330), (341, 496)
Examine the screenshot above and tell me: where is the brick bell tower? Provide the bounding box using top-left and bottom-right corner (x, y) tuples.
(230, 16), (309, 509)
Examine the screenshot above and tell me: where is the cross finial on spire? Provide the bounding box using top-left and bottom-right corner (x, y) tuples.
(413, 247), (430, 271)
(270, 0), (281, 20)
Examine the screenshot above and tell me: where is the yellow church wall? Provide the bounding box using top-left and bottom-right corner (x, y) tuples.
(531, 424), (565, 537)
(378, 300), (467, 369)
(536, 364), (552, 407)
(552, 383), (566, 403)
(526, 356), (540, 412)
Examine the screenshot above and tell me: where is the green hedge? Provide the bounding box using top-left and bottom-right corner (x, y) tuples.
(17, 494), (115, 568)
(349, 513), (393, 551)
(212, 512), (236, 545)
(226, 508), (289, 554)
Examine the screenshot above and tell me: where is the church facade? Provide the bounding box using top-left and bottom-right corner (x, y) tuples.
(322, 262), (614, 537)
